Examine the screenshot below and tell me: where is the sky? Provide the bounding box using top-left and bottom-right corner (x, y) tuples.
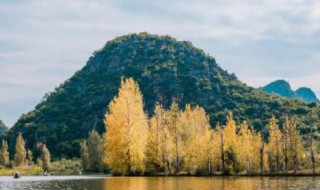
(1, 0), (320, 127)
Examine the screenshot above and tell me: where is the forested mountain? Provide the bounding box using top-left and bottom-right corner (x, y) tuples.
(261, 80), (320, 103)
(6, 33), (320, 158)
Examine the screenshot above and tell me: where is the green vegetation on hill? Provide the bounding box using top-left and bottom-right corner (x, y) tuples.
(261, 80), (320, 103)
(5, 33), (320, 159)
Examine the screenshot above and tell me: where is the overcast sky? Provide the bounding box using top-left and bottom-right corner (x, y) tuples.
(1, 0), (320, 127)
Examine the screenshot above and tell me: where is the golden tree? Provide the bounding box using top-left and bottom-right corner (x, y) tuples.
(267, 117), (283, 173)
(80, 140), (89, 170)
(237, 121), (252, 172)
(282, 116), (290, 173)
(146, 103), (171, 174)
(167, 101), (181, 175)
(307, 109), (319, 175)
(254, 131), (269, 174)
(224, 113), (237, 150)
(223, 112), (239, 173)
(14, 133), (26, 167)
(41, 145), (51, 171)
(157, 109), (175, 175)
(180, 105), (212, 174)
(104, 78), (148, 175)
(211, 124), (224, 173)
(283, 117), (303, 174)
(0, 140), (9, 166)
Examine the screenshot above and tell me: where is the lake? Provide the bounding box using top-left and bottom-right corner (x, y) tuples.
(0, 176), (319, 190)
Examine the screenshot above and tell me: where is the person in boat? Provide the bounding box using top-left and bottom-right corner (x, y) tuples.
(43, 170), (51, 176)
(13, 172), (20, 179)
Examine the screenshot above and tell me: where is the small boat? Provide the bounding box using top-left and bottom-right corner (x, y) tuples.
(43, 170), (50, 176)
(13, 172), (20, 179)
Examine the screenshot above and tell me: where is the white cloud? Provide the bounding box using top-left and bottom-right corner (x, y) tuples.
(0, 0), (320, 126)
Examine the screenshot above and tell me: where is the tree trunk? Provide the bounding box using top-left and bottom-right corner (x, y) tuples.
(220, 129), (225, 175)
(174, 122), (179, 175)
(310, 128), (316, 175)
(167, 159), (171, 175)
(208, 158), (211, 174)
(260, 143), (264, 175)
(312, 152), (315, 175)
(293, 154), (297, 174)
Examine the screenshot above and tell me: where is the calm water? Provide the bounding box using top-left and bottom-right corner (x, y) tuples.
(0, 176), (319, 190)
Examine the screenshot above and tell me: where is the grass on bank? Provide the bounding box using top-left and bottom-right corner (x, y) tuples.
(0, 158), (82, 176)
(50, 158), (82, 175)
(0, 165), (42, 176)
(1, 158), (320, 176)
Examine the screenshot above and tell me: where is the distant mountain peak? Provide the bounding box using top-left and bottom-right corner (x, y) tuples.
(261, 80), (320, 103)
(261, 79), (295, 98)
(272, 79), (290, 85)
(296, 87), (320, 103)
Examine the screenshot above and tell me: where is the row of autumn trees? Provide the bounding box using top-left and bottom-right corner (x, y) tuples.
(81, 78), (311, 175)
(0, 133), (51, 171)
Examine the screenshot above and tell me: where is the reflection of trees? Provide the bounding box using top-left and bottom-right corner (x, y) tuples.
(103, 177), (148, 190)
(102, 177), (315, 190)
(102, 177), (263, 190)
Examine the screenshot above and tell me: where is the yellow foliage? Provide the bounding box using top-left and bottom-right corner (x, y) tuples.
(211, 124), (224, 172)
(146, 104), (175, 174)
(224, 112), (237, 151)
(267, 117), (284, 173)
(102, 78), (307, 175)
(283, 116), (304, 173)
(104, 78), (148, 175)
(179, 105), (212, 174)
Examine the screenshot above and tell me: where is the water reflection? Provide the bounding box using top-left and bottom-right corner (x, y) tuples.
(103, 176), (320, 190)
(0, 176), (319, 190)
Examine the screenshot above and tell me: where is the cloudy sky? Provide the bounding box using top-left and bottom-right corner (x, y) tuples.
(1, 0), (320, 127)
